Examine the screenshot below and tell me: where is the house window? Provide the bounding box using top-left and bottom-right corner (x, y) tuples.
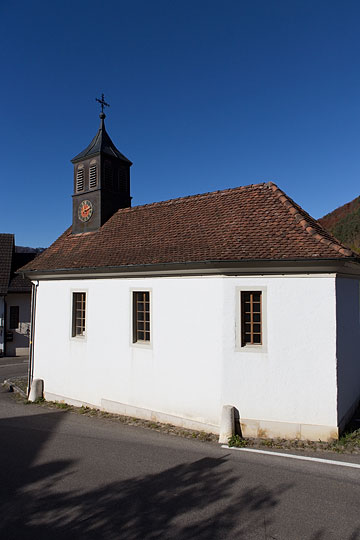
(76, 166), (85, 192)
(133, 291), (150, 342)
(9, 306), (19, 329)
(72, 292), (86, 337)
(241, 291), (262, 346)
(89, 162), (97, 188)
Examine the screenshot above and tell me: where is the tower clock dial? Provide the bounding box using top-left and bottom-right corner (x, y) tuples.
(78, 200), (93, 222)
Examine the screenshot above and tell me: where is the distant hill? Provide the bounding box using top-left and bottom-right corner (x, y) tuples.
(15, 246), (45, 254)
(318, 196), (360, 253)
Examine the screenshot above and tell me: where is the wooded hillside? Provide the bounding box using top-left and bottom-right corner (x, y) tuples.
(318, 196), (360, 253)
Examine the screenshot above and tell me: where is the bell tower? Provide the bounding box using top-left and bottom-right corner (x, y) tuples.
(71, 95), (132, 234)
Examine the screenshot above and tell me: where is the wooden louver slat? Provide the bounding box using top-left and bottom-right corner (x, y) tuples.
(76, 168), (84, 191)
(89, 165), (97, 188)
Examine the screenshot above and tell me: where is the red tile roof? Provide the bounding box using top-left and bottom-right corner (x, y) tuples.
(21, 182), (358, 274)
(0, 235), (34, 292)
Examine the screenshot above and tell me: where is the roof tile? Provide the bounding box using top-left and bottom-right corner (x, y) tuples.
(21, 182), (359, 274)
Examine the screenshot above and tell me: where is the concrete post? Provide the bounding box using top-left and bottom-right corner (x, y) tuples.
(28, 378), (44, 402)
(219, 405), (235, 444)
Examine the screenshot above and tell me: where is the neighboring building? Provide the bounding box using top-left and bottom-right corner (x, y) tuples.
(0, 234), (36, 356)
(21, 109), (360, 441)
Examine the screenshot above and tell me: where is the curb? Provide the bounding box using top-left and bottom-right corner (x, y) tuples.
(2, 379), (27, 399)
(221, 444), (360, 469)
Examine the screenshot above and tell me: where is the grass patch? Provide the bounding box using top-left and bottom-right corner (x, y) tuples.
(228, 434), (248, 448)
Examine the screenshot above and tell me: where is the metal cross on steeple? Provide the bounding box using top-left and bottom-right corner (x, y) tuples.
(96, 93), (110, 114)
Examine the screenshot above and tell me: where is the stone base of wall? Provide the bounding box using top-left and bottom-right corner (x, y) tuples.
(44, 392), (220, 434)
(240, 418), (339, 442)
(44, 391), (339, 442)
(101, 398), (220, 434)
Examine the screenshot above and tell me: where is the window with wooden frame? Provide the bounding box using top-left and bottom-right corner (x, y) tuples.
(9, 306), (19, 329)
(133, 291), (150, 343)
(241, 291), (262, 346)
(72, 292), (86, 337)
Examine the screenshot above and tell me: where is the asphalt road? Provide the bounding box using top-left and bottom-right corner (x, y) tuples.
(1, 383), (360, 539)
(0, 355), (28, 382)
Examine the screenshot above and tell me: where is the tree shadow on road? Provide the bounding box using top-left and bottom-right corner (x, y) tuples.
(0, 410), (359, 540)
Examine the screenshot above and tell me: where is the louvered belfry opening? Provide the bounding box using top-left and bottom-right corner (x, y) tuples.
(76, 167), (84, 192)
(89, 163), (97, 188)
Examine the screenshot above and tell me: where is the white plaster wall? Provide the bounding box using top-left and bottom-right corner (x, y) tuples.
(33, 277), (224, 427)
(5, 293), (31, 356)
(336, 277), (360, 425)
(32, 274), (338, 432)
(221, 275), (338, 428)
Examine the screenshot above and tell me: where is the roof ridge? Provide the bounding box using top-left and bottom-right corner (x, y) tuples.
(267, 182), (355, 257)
(116, 182), (269, 215)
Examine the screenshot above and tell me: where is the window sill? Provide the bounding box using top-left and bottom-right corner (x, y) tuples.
(132, 340), (152, 350)
(235, 344), (267, 354)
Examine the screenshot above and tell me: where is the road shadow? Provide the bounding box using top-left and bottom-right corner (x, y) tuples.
(0, 408), (291, 539)
(0, 408), (359, 539)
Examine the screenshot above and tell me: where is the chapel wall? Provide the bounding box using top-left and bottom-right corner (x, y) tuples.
(32, 276), (224, 430)
(221, 274), (338, 438)
(32, 273), (339, 439)
(335, 276), (360, 430)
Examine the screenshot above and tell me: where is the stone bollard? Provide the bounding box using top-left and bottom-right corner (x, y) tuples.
(28, 379), (44, 402)
(219, 405), (235, 444)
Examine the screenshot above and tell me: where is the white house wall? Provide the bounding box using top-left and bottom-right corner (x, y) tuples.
(32, 274), (338, 440)
(336, 276), (360, 429)
(33, 277), (224, 430)
(222, 275), (338, 440)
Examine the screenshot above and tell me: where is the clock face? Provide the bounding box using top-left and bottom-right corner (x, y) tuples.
(78, 200), (93, 222)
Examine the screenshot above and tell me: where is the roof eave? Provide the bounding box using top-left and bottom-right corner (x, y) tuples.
(20, 257), (360, 280)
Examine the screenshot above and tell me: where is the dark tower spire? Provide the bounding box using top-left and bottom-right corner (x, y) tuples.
(71, 98), (132, 235)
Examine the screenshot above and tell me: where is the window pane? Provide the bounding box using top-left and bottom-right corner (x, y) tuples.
(133, 291), (150, 343)
(9, 306), (19, 329)
(73, 292), (86, 337)
(241, 291), (262, 347)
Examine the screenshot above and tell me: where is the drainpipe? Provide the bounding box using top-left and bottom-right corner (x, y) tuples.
(27, 280), (38, 396)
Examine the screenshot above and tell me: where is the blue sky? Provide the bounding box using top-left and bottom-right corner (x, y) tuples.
(1, 0), (360, 247)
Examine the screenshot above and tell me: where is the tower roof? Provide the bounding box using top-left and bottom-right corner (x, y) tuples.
(71, 113), (132, 165)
